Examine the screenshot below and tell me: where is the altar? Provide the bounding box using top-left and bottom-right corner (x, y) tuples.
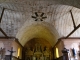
(25, 43), (51, 60)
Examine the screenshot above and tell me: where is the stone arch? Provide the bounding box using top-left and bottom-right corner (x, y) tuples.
(16, 22), (60, 47)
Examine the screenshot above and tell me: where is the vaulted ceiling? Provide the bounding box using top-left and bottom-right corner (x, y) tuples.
(0, 0), (80, 47)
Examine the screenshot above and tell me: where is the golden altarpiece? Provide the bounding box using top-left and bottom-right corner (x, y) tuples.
(25, 43), (51, 60)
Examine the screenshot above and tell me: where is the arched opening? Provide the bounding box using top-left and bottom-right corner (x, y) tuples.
(16, 22), (60, 60)
(16, 22), (60, 47)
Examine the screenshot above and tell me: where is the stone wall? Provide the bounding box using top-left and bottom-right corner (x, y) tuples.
(62, 38), (80, 60)
(53, 40), (64, 59)
(0, 38), (22, 60)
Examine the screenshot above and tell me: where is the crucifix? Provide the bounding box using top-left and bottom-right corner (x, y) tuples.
(8, 47), (16, 60)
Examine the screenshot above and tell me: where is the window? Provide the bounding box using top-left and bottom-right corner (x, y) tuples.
(17, 48), (20, 58)
(56, 47), (59, 58)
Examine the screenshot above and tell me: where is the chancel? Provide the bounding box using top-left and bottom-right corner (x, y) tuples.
(0, 0), (80, 60)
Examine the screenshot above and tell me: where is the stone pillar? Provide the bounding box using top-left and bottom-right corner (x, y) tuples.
(62, 48), (69, 60)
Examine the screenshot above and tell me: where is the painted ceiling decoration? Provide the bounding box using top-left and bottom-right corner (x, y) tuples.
(32, 12), (47, 21)
(0, 0), (80, 46)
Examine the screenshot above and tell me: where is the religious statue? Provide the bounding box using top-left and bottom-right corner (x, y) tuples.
(78, 44), (80, 60)
(0, 48), (5, 60)
(25, 47), (33, 56)
(62, 48), (69, 60)
(25, 47), (33, 60)
(34, 43), (42, 60)
(35, 43), (42, 52)
(43, 47), (51, 60)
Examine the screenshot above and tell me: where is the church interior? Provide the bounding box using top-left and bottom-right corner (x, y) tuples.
(0, 0), (80, 60)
